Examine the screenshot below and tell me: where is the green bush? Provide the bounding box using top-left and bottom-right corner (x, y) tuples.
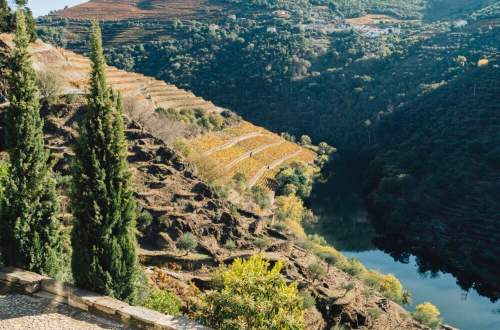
(272, 222), (288, 232)
(339, 257), (365, 277)
(142, 287), (182, 316)
(176, 233), (198, 255)
(250, 186), (271, 209)
(317, 251), (338, 270)
(299, 291), (316, 309)
(412, 302), (442, 329)
(36, 70), (62, 101)
(211, 184), (229, 199)
(137, 210), (153, 231)
(254, 238), (269, 252)
(196, 255), (305, 329)
(307, 261), (327, 283)
(275, 162), (313, 199)
(223, 239), (237, 252)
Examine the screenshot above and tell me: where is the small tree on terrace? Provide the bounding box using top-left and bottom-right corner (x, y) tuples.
(176, 233), (198, 256)
(0, 10), (66, 277)
(71, 21), (140, 302)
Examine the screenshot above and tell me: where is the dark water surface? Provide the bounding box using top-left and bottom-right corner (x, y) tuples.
(309, 165), (500, 330)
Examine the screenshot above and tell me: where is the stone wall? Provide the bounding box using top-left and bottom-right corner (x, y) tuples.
(0, 266), (210, 330)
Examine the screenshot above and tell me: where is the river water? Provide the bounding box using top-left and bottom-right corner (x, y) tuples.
(309, 169), (500, 330)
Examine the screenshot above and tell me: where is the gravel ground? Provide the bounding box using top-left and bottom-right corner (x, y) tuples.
(0, 293), (126, 330)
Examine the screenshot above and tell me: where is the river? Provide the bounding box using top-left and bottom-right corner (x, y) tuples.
(308, 165), (500, 330)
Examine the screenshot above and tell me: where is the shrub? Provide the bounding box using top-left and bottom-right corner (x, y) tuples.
(142, 287), (182, 316)
(250, 186), (271, 209)
(412, 302), (442, 329)
(308, 234), (328, 246)
(275, 194), (304, 223)
(300, 291), (316, 309)
(254, 238), (269, 252)
(271, 222), (288, 232)
(317, 251), (338, 270)
(137, 210), (153, 231)
(172, 139), (191, 157)
(176, 233), (198, 255)
(211, 184), (229, 199)
(223, 239), (236, 252)
(307, 261), (327, 283)
(196, 255), (305, 329)
(275, 162), (313, 199)
(300, 134), (312, 146)
(232, 172), (247, 194)
(364, 271), (411, 305)
(36, 70), (62, 101)
(367, 307), (382, 320)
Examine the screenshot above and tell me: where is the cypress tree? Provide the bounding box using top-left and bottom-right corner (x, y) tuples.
(23, 7), (37, 42)
(0, 0), (13, 33)
(0, 10), (66, 277)
(12, 0), (36, 42)
(71, 21), (140, 302)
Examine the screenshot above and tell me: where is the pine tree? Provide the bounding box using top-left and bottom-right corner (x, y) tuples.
(0, 10), (67, 277)
(71, 21), (140, 302)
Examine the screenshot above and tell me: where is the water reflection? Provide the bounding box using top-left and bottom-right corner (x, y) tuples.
(309, 165), (500, 330)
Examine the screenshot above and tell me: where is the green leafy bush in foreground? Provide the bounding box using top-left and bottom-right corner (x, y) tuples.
(196, 255), (305, 329)
(142, 287), (182, 316)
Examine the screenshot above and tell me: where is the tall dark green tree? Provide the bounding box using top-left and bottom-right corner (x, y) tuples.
(71, 21), (140, 302)
(12, 0), (36, 42)
(0, 0), (13, 33)
(0, 10), (66, 277)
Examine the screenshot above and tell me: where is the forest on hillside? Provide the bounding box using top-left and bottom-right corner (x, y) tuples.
(366, 60), (500, 300)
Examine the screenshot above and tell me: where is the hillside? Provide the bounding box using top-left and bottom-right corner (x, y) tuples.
(0, 33), (316, 193)
(366, 58), (500, 300)
(52, 0), (233, 21)
(0, 33), (431, 329)
(37, 0), (499, 149)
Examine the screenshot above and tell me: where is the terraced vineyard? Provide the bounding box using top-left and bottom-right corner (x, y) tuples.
(0, 33), (315, 191)
(190, 122), (317, 187)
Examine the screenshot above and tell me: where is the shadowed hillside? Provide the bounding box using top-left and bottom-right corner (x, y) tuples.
(367, 58), (500, 300)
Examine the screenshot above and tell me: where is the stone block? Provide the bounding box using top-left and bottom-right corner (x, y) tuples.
(0, 266), (47, 293)
(41, 278), (74, 297)
(118, 305), (168, 328)
(68, 288), (100, 312)
(93, 296), (129, 317)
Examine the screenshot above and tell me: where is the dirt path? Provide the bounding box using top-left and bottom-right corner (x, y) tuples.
(224, 141), (283, 171)
(248, 149), (301, 187)
(201, 132), (264, 156)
